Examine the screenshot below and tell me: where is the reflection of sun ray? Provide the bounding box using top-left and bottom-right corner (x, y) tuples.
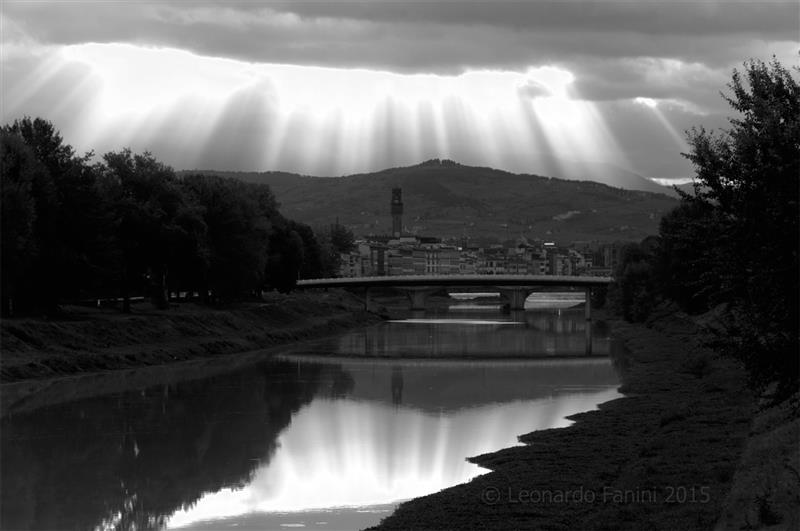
(165, 386), (620, 528)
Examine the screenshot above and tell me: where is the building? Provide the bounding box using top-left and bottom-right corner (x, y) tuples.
(479, 247), (507, 274)
(459, 249), (479, 274)
(547, 250), (573, 276)
(387, 247), (415, 276)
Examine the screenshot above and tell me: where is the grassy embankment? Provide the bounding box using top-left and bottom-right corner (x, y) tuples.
(0, 290), (381, 405)
(371, 305), (799, 531)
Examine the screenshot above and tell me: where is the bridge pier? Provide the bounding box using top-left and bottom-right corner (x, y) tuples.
(497, 288), (531, 310)
(585, 287), (592, 356)
(401, 287), (439, 310)
(364, 287), (374, 312)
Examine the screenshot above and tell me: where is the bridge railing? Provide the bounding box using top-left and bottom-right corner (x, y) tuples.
(297, 274), (613, 286)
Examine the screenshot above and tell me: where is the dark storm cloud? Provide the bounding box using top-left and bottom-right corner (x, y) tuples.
(4, 1), (795, 75)
(275, 0), (796, 37)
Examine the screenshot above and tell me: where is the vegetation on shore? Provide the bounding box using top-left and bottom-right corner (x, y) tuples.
(608, 58), (799, 400)
(1, 120), (356, 316)
(0, 290), (379, 385)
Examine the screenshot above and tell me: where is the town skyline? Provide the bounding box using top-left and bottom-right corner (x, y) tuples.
(338, 186), (625, 279)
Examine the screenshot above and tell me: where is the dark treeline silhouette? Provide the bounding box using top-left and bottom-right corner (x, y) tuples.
(608, 58), (799, 399)
(0, 118), (354, 316)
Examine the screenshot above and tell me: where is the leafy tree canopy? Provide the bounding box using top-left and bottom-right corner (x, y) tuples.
(665, 58), (798, 396)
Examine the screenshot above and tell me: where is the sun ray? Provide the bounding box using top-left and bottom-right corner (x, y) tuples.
(4, 42), (635, 179)
(634, 97), (689, 152)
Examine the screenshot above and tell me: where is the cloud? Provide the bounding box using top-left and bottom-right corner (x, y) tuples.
(4, 2), (795, 73)
(1, 1), (796, 180)
(4, 1), (794, 119)
(518, 80), (554, 99)
(250, 0), (797, 44)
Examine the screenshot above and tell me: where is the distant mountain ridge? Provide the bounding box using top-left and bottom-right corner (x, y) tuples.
(184, 161), (679, 244)
(514, 155), (680, 197)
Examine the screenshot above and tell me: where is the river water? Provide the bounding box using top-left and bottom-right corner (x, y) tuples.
(1, 305), (623, 531)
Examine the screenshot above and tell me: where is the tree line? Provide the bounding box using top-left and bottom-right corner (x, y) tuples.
(1, 118), (355, 316)
(607, 58), (799, 399)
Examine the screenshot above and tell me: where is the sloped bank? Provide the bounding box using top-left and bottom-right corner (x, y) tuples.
(372, 307), (797, 530)
(0, 290), (380, 384)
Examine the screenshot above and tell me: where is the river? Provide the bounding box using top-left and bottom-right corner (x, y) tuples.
(1, 304), (624, 531)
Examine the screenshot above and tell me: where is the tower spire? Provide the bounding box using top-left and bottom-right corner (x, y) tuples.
(391, 188), (403, 238)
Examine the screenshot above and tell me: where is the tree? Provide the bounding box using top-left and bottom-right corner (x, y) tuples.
(330, 223), (356, 255)
(607, 241), (657, 322)
(1, 117), (329, 311)
(102, 150), (201, 310)
(0, 132), (41, 315)
(179, 175), (272, 301)
(314, 222), (356, 278)
(289, 221), (325, 279)
(265, 226), (305, 293)
(681, 58), (799, 395)
(2, 117), (110, 314)
(655, 199), (723, 314)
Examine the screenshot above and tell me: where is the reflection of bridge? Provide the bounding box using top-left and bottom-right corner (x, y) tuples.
(297, 275), (612, 355)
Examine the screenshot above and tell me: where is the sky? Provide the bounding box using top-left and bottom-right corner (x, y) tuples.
(2, 1), (797, 184)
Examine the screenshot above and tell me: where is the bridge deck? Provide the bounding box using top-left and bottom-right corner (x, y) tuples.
(297, 274), (612, 289)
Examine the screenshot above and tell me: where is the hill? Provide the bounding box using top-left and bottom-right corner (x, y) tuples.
(520, 155), (680, 196)
(185, 161), (678, 244)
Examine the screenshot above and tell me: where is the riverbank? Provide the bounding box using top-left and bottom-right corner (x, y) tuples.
(0, 289), (381, 386)
(371, 306), (799, 530)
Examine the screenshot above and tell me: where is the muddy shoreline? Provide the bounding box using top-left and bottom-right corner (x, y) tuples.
(370, 308), (798, 531)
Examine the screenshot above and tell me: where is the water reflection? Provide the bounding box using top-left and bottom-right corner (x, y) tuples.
(324, 308), (618, 359)
(0, 309), (623, 531)
(1, 359), (359, 530)
(166, 358), (619, 529)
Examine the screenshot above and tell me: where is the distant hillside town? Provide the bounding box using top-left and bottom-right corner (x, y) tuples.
(337, 188), (624, 278)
